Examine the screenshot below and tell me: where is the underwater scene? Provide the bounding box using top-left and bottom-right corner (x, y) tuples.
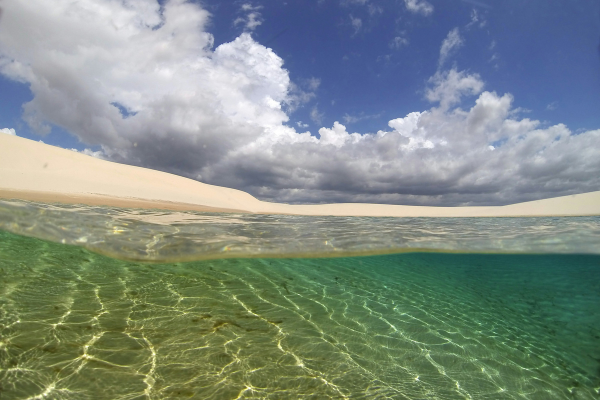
(0, 201), (599, 399)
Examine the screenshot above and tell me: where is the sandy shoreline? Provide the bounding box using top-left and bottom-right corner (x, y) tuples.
(2, 134), (600, 217)
(0, 189), (249, 214)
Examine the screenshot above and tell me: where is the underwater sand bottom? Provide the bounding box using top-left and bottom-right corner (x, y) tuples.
(0, 232), (599, 399)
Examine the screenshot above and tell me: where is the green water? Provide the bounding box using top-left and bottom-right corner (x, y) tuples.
(1, 230), (599, 399)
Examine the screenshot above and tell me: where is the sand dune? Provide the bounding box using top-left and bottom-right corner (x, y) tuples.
(1, 134), (599, 217)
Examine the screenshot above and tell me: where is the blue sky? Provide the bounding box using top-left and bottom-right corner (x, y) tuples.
(0, 0), (599, 205)
(208, 0), (599, 133)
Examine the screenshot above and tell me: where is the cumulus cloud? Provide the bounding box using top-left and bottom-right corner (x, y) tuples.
(426, 68), (484, 110)
(235, 3), (263, 31)
(403, 0), (434, 16)
(229, 88), (600, 206)
(1, 128), (16, 135)
(439, 28), (464, 67)
(0, 0), (599, 206)
(0, 0), (288, 177)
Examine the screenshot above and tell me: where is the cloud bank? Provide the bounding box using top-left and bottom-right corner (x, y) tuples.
(1, 128), (16, 136)
(0, 0), (598, 206)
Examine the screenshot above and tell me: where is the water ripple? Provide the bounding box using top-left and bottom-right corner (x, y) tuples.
(1, 200), (599, 261)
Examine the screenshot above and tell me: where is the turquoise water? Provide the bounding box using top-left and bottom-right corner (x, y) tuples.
(0, 201), (599, 399)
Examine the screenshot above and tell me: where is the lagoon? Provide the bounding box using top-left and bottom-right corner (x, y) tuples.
(0, 201), (599, 399)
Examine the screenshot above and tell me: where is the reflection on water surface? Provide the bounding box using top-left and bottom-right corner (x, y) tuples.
(1, 200), (599, 261)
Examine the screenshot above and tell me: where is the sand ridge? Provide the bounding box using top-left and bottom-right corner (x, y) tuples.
(1, 133), (599, 217)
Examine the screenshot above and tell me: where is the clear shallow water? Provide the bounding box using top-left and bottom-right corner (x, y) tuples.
(0, 201), (599, 399)
(1, 200), (600, 260)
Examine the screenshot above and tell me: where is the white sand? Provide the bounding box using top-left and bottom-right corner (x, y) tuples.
(1, 134), (599, 217)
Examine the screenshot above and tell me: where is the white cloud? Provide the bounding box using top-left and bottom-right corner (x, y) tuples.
(287, 82), (317, 112)
(342, 112), (382, 124)
(350, 15), (362, 35)
(341, 0), (382, 16)
(468, 9), (479, 25)
(390, 36), (409, 49)
(403, 0), (434, 16)
(466, 9), (486, 29)
(296, 121), (309, 128)
(342, 114), (360, 124)
(235, 3), (264, 31)
(228, 90), (600, 206)
(241, 3), (263, 11)
(439, 28), (464, 67)
(70, 148), (105, 159)
(368, 4), (383, 15)
(310, 106), (324, 125)
(426, 68), (484, 110)
(1, 0), (599, 206)
(546, 101), (558, 111)
(0, 0), (289, 176)
(246, 13), (263, 30)
(0, 128), (16, 136)
(307, 77), (321, 91)
(318, 122), (360, 148)
(489, 52), (500, 69)
(461, 0), (492, 10)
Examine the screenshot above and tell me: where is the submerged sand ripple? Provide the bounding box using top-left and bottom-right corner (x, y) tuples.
(1, 231), (599, 399)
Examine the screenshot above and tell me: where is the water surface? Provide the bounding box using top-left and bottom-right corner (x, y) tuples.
(1, 200), (599, 260)
(0, 201), (599, 399)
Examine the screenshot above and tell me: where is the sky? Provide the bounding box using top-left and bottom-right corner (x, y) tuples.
(0, 0), (599, 206)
